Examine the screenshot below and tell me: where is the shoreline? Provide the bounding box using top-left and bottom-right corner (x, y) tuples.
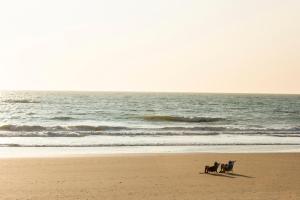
(1, 144), (300, 158)
(1, 151), (300, 159)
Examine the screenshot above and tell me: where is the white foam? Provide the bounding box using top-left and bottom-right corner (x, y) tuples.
(1, 145), (300, 158)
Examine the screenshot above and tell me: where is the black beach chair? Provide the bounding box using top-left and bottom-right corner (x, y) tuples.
(205, 162), (220, 173)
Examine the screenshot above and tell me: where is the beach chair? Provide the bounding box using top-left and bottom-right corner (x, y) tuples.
(205, 162), (220, 173)
(220, 160), (236, 173)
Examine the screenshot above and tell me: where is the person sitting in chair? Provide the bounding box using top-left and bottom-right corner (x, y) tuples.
(220, 160), (236, 173)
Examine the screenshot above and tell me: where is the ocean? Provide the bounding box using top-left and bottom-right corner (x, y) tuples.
(1, 91), (300, 156)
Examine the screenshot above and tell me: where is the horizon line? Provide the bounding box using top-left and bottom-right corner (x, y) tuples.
(1, 89), (299, 95)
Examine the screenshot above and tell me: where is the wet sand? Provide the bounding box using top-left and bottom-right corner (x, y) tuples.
(0, 153), (299, 199)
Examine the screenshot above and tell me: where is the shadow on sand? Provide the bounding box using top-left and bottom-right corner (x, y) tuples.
(227, 172), (254, 178)
(199, 172), (235, 178)
(199, 172), (254, 179)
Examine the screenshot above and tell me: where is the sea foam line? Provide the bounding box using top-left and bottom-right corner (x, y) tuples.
(1, 143), (300, 147)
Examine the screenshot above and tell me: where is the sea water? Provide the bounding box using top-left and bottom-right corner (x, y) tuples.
(0, 91), (300, 156)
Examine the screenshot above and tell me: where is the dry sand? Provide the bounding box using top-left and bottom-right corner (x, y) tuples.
(0, 153), (299, 200)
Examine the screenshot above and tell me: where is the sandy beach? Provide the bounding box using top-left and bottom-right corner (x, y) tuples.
(0, 153), (299, 200)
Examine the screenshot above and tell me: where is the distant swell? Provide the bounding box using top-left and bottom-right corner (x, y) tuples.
(143, 115), (224, 123)
(51, 117), (75, 121)
(4, 99), (40, 104)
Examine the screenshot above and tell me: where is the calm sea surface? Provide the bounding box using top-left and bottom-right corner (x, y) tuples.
(0, 91), (300, 156)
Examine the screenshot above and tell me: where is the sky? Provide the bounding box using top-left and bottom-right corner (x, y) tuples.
(0, 0), (299, 94)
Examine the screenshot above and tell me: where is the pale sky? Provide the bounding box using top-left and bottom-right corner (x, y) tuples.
(0, 0), (299, 94)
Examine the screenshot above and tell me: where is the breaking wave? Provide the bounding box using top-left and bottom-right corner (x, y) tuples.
(0, 124), (300, 138)
(0, 131), (222, 137)
(0, 124), (128, 132)
(0, 125), (47, 132)
(142, 115), (224, 123)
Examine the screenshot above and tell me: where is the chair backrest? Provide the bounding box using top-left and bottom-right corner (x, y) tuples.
(227, 160), (235, 170)
(214, 162), (220, 170)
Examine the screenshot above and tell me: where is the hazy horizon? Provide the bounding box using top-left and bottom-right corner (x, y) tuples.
(1, 0), (299, 94)
(1, 89), (300, 95)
